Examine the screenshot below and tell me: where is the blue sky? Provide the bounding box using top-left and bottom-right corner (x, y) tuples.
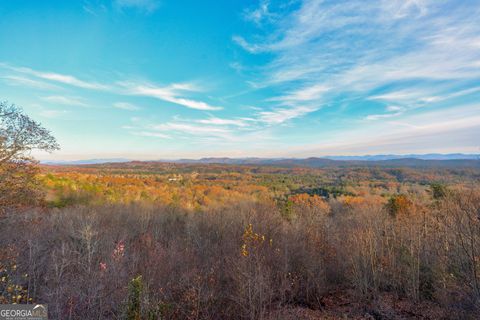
(0, 0), (479, 160)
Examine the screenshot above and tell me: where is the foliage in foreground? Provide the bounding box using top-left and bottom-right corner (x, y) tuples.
(1, 188), (480, 319)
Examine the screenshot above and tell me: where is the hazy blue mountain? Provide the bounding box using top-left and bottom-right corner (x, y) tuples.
(42, 158), (132, 165)
(323, 154), (480, 161)
(42, 154), (480, 166)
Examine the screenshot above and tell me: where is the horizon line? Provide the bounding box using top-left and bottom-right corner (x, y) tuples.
(39, 153), (480, 164)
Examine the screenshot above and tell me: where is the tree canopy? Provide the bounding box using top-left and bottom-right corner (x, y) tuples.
(0, 101), (59, 164)
(0, 101), (59, 209)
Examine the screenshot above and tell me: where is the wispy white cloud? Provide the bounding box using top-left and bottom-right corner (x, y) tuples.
(113, 102), (141, 111)
(235, 0), (480, 121)
(381, 0), (432, 19)
(370, 86), (480, 108)
(386, 105), (403, 112)
(243, 0), (275, 25)
(369, 89), (441, 105)
(289, 103), (480, 156)
(257, 105), (318, 125)
(1, 63), (221, 112)
(365, 105), (406, 121)
(1, 75), (60, 90)
(41, 95), (88, 107)
(124, 114), (272, 144)
(122, 82), (222, 111)
(271, 84), (330, 103)
(195, 117), (250, 127)
(229, 62), (245, 73)
(82, 1), (108, 16)
(152, 122), (231, 136)
(232, 36), (263, 54)
(6, 64), (110, 90)
(28, 103), (68, 119)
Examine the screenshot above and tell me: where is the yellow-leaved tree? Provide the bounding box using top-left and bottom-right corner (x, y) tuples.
(0, 101), (59, 211)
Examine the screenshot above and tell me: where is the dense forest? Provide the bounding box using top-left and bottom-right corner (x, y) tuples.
(2, 103), (480, 319)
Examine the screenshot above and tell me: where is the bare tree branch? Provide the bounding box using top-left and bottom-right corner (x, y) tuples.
(0, 101), (59, 164)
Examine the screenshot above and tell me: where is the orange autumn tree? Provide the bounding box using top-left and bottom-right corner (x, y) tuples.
(386, 194), (413, 217)
(288, 193), (330, 216)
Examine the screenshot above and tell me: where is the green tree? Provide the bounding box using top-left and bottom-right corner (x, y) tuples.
(126, 276), (143, 320)
(430, 183), (448, 200)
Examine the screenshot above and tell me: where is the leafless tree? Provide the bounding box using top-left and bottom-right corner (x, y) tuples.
(0, 101), (59, 164)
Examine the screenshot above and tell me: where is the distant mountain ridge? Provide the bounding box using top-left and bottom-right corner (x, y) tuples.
(41, 154), (480, 168)
(172, 157), (480, 169)
(42, 158), (131, 165)
(323, 153), (480, 161)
